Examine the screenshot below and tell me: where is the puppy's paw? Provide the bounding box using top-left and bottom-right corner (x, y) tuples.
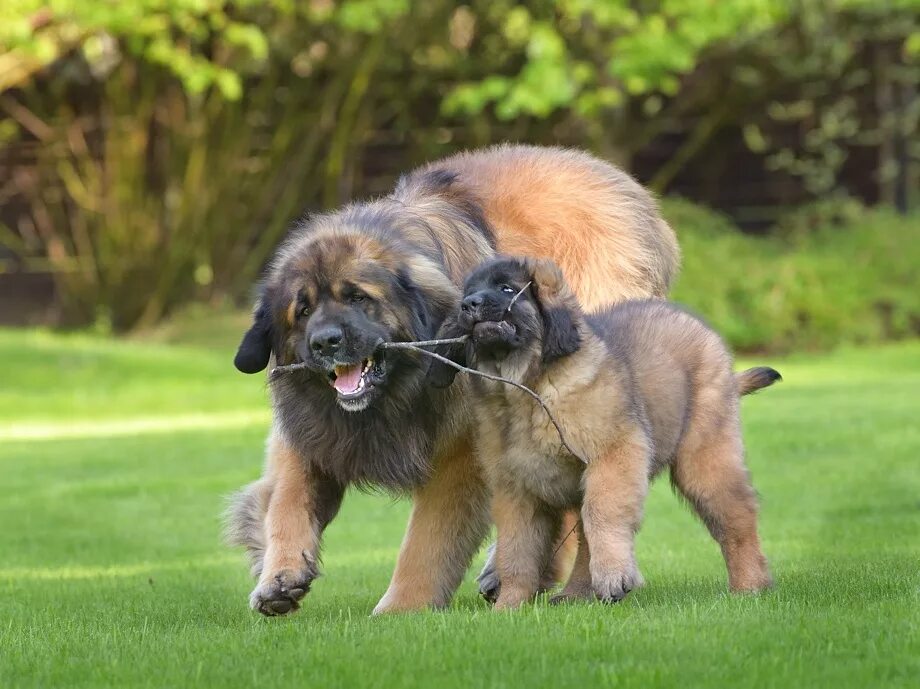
(493, 584), (534, 611)
(249, 564), (316, 617)
(592, 563), (644, 604)
(476, 543), (501, 604)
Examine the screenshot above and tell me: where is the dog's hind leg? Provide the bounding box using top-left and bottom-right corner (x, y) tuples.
(671, 424), (773, 592)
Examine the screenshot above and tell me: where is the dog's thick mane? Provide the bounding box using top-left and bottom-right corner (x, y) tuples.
(266, 171), (494, 491)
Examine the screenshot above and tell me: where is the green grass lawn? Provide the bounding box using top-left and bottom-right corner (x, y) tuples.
(0, 328), (917, 688)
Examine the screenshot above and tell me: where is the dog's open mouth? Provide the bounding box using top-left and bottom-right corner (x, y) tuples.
(327, 358), (387, 410)
(329, 358), (373, 398)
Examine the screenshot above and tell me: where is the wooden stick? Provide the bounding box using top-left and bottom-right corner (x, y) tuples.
(380, 336), (468, 349)
(270, 333), (589, 464)
(380, 340), (589, 465)
(269, 337), (469, 380)
(269, 361), (310, 380)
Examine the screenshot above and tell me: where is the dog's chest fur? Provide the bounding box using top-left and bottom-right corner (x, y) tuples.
(472, 342), (617, 508)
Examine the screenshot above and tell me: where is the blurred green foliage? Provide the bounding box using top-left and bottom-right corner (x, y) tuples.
(0, 1), (917, 336)
(667, 199), (920, 352)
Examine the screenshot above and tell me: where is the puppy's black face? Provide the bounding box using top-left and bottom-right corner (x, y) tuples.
(427, 256), (583, 389)
(456, 258), (541, 360)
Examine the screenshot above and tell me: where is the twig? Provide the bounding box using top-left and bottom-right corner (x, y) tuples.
(270, 334), (589, 464)
(505, 281), (532, 315)
(379, 336), (468, 349)
(383, 341), (589, 465)
(551, 518), (581, 562)
(269, 337), (469, 379)
(269, 361), (310, 380)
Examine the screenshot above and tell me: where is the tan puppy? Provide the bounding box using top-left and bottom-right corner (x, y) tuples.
(429, 256), (779, 609)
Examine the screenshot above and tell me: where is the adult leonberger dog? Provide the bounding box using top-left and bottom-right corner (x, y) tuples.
(228, 144), (680, 615)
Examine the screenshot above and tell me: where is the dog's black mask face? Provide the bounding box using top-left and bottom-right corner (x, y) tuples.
(427, 257), (582, 388)
(234, 238), (446, 413)
(457, 259), (540, 359)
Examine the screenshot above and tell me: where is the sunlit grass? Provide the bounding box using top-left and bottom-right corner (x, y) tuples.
(0, 329), (917, 688)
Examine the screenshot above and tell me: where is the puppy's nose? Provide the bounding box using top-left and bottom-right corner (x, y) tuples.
(310, 326), (344, 356)
(461, 294), (483, 315)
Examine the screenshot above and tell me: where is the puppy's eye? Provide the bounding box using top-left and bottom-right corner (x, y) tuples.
(298, 305), (309, 317)
(349, 292), (367, 304)
(500, 284), (516, 294)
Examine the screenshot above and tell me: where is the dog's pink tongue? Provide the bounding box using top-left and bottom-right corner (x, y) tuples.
(333, 364), (362, 393)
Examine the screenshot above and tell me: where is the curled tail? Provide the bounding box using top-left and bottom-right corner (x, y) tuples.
(737, 366), (782, 396)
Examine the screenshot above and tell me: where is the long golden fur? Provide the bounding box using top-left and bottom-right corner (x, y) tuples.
(429, 256), (779, 608)
(227, 145), (680, 615)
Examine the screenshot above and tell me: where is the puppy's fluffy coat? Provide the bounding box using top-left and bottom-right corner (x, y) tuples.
(430, 256), (780, 608)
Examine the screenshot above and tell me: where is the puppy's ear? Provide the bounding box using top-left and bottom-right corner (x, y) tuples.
(540, 307), (581, 363)
(528, 258), (582, 364)
(234, 295), (274, 374)
(425, 315), (468, 388)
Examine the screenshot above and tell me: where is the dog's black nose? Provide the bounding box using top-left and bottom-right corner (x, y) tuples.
(310, 326), (344, 356)
(461, 294), (483, 314)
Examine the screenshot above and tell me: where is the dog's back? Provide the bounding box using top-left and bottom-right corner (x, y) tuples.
(586, 300), (779, 473)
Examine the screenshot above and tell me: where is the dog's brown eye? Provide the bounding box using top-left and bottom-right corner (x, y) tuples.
(299, 305), (309, 317)
(349, 292), (366, 304)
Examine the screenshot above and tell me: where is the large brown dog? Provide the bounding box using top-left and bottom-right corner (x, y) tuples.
(429, 256), (778, 609)
(228, 145), (680, 615)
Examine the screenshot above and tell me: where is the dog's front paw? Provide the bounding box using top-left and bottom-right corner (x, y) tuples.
(592, 562), (644, 604)
(476, 543), (501, 604)
(250, 563), (316, 617)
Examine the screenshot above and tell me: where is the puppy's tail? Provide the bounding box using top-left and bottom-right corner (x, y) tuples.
(737, 366), (782, 396)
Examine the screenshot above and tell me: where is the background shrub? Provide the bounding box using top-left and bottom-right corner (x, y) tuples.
(666, 199), (919, 352)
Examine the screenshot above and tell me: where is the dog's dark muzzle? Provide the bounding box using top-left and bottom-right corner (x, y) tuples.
(460, 291), (509, 330)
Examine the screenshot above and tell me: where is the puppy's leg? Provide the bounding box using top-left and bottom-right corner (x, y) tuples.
(492, 489), (558, 610)
(551, 520), (594, 603)
(248, 433), (345, 616)
(373, 438), (490, 613)
(545, 510), (579, 587)
(477, 509), (578, 603)
(582, 430), (650, 603)
(671, 427), (772, 592)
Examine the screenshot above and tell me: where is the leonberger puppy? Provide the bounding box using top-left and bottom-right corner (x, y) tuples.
(428, 256), (779, 609)
(228, 145), (680, 615)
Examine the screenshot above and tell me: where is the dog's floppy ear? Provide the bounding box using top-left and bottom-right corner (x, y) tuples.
(234, 294), (275, 374)
(425, 315), (468, 388)
(528, 258), (582, 364)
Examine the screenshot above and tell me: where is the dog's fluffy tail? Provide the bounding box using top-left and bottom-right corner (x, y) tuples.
(737, 366), (782, 396)
(224, 479), (271, 578)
